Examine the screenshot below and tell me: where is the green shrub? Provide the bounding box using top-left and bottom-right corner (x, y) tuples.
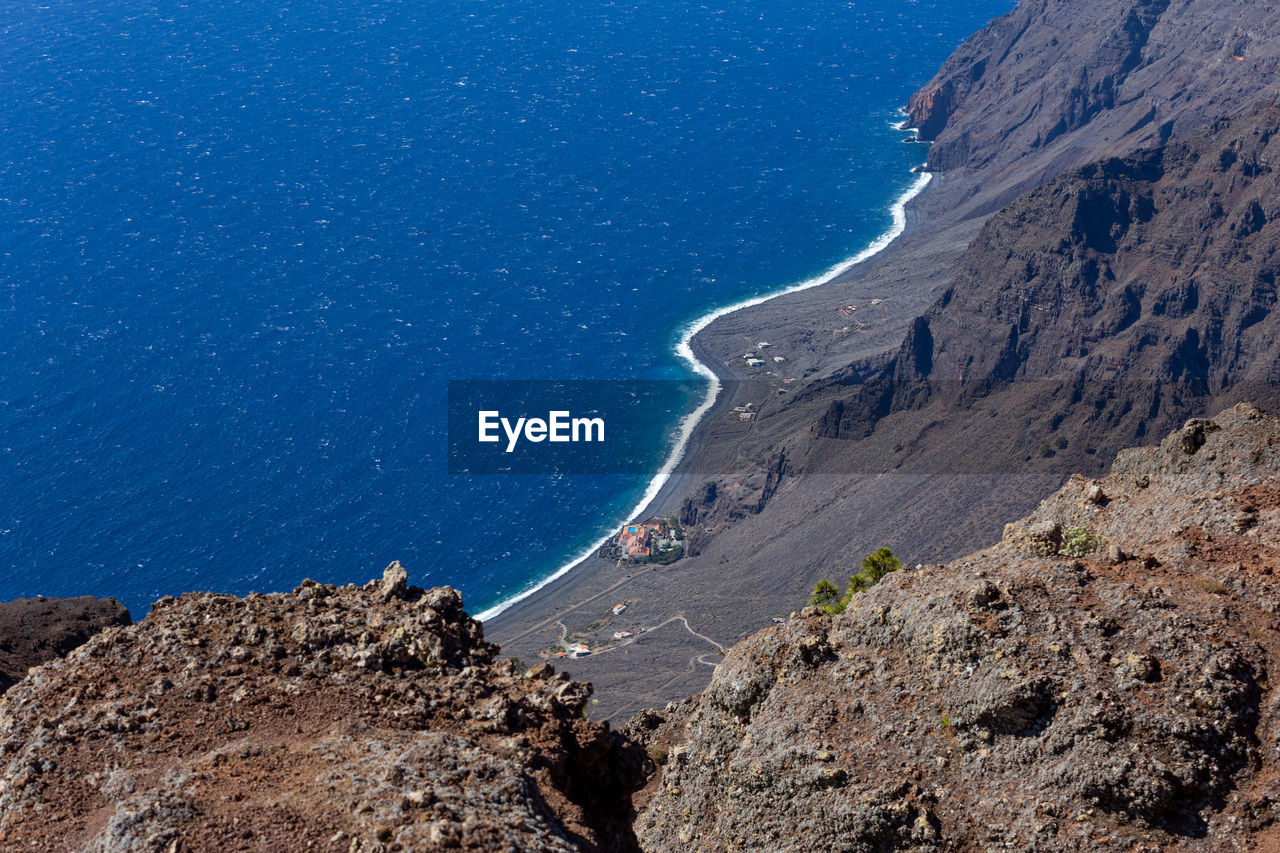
(1058, 526), (1104, 557)
(809, 548), (904, 614)
(809, 579), (841, 608)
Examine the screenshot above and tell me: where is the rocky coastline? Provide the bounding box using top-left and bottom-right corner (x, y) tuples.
(8, 407), (1280, 849)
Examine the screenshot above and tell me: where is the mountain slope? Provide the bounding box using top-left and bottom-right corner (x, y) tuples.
(909, 0), (1280, 213)
(809, 96), (1280, 467)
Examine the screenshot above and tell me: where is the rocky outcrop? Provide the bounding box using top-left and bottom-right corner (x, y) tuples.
(676, 452), (790, 540)
(633, 404), (1280, 851)
(0, 563), (644, 852)
(0, 596), (130, 694)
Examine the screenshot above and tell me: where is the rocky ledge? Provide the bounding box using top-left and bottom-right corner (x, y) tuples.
(0, 565), (644, 852)
(631, 403), (1280, 851)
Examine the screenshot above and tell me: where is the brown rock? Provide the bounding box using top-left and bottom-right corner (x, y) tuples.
(0, 571), (644, 852)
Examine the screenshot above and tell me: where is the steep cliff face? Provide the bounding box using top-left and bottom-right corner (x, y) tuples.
(634, 404), (1280, 851)
(0, 565), (644, 852)
(908, 0), (1280, 174)
(810, 98), (1280, 458)
(912, 101), (1280, 389)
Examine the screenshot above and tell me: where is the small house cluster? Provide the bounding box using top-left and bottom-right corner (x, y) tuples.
(617, 519), (671, 558)
(742, 341), (773, 369)
(838, 298), (884, 316)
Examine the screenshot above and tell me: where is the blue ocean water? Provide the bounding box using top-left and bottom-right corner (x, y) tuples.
(0, 0), (1014, 617)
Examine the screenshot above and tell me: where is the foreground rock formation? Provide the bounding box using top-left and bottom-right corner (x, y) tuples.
(0, 565), (643, 852)
(632, 404), (1280, 851)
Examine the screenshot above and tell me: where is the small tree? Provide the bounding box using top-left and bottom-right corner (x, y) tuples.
(860, 547), (902, 583)
(808, 548), (904, 614)
(810, 579), (841, 608)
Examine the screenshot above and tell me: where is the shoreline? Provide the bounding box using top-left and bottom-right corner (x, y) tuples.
(478, 140), (931, 626)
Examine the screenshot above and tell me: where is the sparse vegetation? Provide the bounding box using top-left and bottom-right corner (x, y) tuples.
(1057, 525), (1104, 557)
(654, 543), (684, 565)
(649, 745), (669, 767)
(809, 547), (904, 614)
(809, 579), (841, 609)
(1200, 577), (1230, 595)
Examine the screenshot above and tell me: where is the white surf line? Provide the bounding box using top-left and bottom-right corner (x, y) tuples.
(477, 160), (931, 624)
